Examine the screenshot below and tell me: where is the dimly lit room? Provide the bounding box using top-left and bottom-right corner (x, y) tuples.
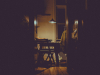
(2, 0), (100, 75)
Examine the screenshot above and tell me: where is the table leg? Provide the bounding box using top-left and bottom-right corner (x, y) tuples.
(55, 52), (59, 66)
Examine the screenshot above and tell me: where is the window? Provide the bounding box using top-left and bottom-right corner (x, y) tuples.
(56, 5), (67, 39)
(58, 24), (65, 39)
(56, 9), (65, 23)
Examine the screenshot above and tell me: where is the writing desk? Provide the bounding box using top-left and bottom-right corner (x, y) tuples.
(38, 42), (60, 66)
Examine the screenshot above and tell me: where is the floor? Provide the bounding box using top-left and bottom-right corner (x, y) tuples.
(35, 60), (68, 75)
(35, 67), (69, 75)
(35, 52), (68, 75)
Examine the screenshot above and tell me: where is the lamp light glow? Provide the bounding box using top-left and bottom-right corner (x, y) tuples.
(66, 20), (68, 25)
(74, 20), (78, 25)
(34, 20), (37, 26)
(49, 18), (56, 23)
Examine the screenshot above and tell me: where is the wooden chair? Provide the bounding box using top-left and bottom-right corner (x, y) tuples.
(40, 43), (55, 63)
(36, 39), (55, 64)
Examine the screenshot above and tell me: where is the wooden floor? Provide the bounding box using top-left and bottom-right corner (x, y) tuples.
(35, 67), (69, 75)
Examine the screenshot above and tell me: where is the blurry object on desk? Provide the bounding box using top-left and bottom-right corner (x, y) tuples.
(48, 39), (52, 43)
(36, 39), (52, 51)
(36, 37), (46, 39)
(56, 39), (61, 43)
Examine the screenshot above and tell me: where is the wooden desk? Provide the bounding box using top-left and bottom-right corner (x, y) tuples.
(39, 42), (60, 66)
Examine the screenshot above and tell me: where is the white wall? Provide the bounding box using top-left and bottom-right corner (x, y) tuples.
(37, 0), (56, 42)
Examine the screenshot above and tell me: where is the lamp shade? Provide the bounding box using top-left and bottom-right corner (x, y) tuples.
(49, 18), (56, 23)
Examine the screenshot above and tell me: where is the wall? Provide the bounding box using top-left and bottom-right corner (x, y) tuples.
(37, 0), (56, 42)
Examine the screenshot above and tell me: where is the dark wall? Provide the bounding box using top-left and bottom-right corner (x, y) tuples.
(67, 0), (100, 75)
(83, 1), (100, 75)
(1, 0), (46, 75)
(56, 0), (66, 5)
(67, 0), (85, 19)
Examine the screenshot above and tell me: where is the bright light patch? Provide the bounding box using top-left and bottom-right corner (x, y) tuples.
(34, 20), (37, 26)
(49, 21), (56, 23)
(75, 20), (78, 25)
(74, 29), (77, 32)
(66, 20), (68, 25)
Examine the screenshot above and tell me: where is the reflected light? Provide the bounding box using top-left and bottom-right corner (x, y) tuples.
(82, 20), (84, 26)
(49, 21), (56, 23)
(49, 18), (56, 23)
(66, 20), (68, 25)
(34, 20), (37, 26)
(75, 20), (78, 25)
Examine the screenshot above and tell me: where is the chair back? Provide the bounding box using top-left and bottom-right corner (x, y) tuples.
(36, 39), (54, 52)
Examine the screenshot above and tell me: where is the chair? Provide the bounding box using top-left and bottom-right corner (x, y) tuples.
(36, 39), (55, 64)
(40, 43), (55, 63)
